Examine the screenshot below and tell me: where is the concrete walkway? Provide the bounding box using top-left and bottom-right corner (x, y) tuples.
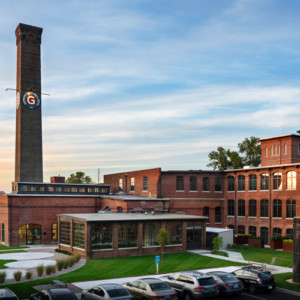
(188, 249), (293, 274)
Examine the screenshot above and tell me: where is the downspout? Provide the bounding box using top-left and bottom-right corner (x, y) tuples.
(269, 168), (272, 245)
(234, 172), (237, 234)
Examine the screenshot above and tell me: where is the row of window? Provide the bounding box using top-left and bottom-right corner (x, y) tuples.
(176, 176), (222, 192)
(227, 199), (296, 218)
(228, 171), (296, 192)
(265, 143), (300, 157)
(203, 207), (222, 223)
(119, 176), (148, 192)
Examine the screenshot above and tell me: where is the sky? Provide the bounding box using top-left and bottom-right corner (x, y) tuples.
(1, 0), (300, 193)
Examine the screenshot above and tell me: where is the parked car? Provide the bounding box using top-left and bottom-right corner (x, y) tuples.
(81, 283), (133, 300)
(160, 271), (218, 300)
(0, 288), (19, 300)
(122, 278), (177, 300)
(231, 267), (276, 293)
(205, 271), (244, 296)
(29, 288), (78, 300)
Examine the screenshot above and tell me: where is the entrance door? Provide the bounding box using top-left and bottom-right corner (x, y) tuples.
(186, 222), (202, 250)
(260, 227), (269, 245)
(18, 224), (42, 245)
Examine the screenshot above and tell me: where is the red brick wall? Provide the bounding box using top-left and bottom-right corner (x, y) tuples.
(0, 196), (9, 245)
(104, 168), (161, 197)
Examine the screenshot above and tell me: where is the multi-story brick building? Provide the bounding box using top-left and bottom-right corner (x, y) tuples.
(104, 133), (300, 245)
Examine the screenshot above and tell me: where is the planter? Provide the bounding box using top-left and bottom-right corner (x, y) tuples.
(283, 242), (293, 252)
(270, 240), (283, 249)
(234, 236), (249, 244)
(248, 238), (264, 248)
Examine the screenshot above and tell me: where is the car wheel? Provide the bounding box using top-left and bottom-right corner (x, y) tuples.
(183, 292), (193, 300)
(249, 284), (256, 294)
(81, 296), (86, 300)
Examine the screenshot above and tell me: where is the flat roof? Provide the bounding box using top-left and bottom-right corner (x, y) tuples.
(259, 134), (300, 142)
(103, 195), (169, 201)
(206, 227), (233, 233)
(59, 212), (208, 222)
(224, 162), (300, 172)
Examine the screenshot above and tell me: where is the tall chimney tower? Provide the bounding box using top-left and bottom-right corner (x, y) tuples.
(15, 24), (43, 182)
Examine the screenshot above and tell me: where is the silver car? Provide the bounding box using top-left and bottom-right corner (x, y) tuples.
(81, 284), (133, 300)
(122, 278), (178, 300)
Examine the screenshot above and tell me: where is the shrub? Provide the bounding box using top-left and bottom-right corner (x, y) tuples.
(13, 271), (22, 281)
(0, 271), (6, 283)
(45, 265), (53, 275)
(74, 253), (81, 263)
(283, 239), (293, 244)
(56, 259), (64, 271)
(55, 249), (72, 256)
(36, 264), (44, 276)
(271, 235), (283, 241)
(63, 259), (69, 269)
(25, 271), (32, 279)
(212, 236), (223, 251)
(68, 256), (76, 267)
(51, 265), (56, 273)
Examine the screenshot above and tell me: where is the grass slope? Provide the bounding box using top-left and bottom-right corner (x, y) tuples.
(2, 252), (245, 299)
(233, 245), (292, 267)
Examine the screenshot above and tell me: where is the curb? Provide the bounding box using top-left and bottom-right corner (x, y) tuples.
(276, 287), (300, 296)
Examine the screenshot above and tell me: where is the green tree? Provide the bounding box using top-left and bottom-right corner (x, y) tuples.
(238, 136), (261, 167)
(212, 236), (223, 252)
(226, 149), (244, 169)
(66, 171), (92, 184)
(157, 228), (168, 260)
(207, 147), (230, 171)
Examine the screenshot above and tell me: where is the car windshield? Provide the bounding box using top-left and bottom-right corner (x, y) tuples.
(197, 278), (215, 286)
(150, 283), (170, 291)
(107, 289), (129, 297)
(220, 274), (238, 282)
(258, 272), (271, 280)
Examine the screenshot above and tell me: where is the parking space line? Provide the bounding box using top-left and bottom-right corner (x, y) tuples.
(241, 292), (267, 300)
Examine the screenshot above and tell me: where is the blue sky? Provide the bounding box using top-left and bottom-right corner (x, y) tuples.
(1, 0), (300, 192)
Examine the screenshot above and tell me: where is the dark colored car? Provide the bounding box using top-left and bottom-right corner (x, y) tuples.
(122, 278), (177, 300)
(160, 271), (218, 300)
(29, 288), (78, 300)
(0, 288), (19, 300)
(232, 268), (276, 294)
(81, 284), (133, 300)
(206, 271), (244, 296)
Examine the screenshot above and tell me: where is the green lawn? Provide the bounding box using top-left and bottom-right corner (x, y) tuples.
(274, 273), (300, 293)
(232, 245), (293, 267)
(0, 259), (16, 269)
(2, 252), (245, 299)
(0, 245), (28, 250)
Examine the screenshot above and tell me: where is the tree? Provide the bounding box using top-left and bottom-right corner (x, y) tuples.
(66, 171), (92, 184)
(157, 228), (168, 260)
(207, 137), (261, 170)
(238, 136), (261, 167)
(212, 236), (223, 252)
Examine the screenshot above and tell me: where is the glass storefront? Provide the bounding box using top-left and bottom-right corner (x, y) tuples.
(166, 221), (182, 245)
(91, 223), (113, 250)
(18, 224), (42, 245)
(143, 222), (160, 247)
(118, 222), (138, 248)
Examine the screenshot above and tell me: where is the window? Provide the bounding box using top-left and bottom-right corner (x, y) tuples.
(260, 199), (269, 217)
(260, 227), (269, 244)
(249, 226), (257, 237)
(238, 175), (245, 191)
(249, 199), (257, 217)
(189, 176), (197, 191)
(273, 145), (276, 156)
(265, 147), (268, 157)
(130, 177), (135, 192)
(228, 224), (234, 229)
(51, 223), (58, 242)
(273, 199), (282, 217)
(117, 206), (123, 213)
(60, 221), (71, 245)
(298, 144), (300, 155)
(227, 200), (234, 216)
(215, 207), (221, 223)
(286, 228), (293, 239)
(227, 176), (235, 192)
(238, 225), (245, 234)
(249, 175), (257, 191)
(286, 199), (296, 218)
(176, 176), (184, 191)
(287, 171), (296, 190)
(166, 222), (183, 245)
(284, 143), (287, 155)
(270, 146), (273, 156)
(143, 222), (160, 246)
(238, 199), (245, 216)
(91, 223), (113, 250)
(1, 223), (4, 242)
(273, 173), (282, 190)
(118, 222), (138, 248)
(278, 145), (280, 155)
(202, 177), (210, 191)
(73, 223), (85, 249)
(273, 227), (282, 236)
(260, 173), (269, 190)
(118, 178), (123, 191)
(214, 177), (222, 192)
(203, 207), (209, 223)
(143, 176), (148, 191)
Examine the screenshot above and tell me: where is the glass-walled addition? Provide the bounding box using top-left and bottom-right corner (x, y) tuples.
(143, 222), (160, 246)
(91, 223), (113, 250)
(18, 224), (42, 245)
(166, 222), (182, 245)
(60, 221), (71, 245)
(73, 222), (85, 249)
(118, 222), (138, 248)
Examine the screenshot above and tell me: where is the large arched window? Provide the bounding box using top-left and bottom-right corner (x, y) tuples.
(273, 173), (282, 190)
(249, 175), (257, 191)
(249, 226), (257, 237)
(273, 199), (282, 217)
(227, 199), (234, 216)
(176, 176), (184, 191)
(238, 199), (245, 216)
(260, 173), (269, 190)
(286, 199), (296, 218)
(249, 199), (257, 217)
(287, 171), (296, 190)
(260, 199), (269, 217)
(238, 175), (245, 191)
(189, 176), (197, 191)
(227, 176), (234, 192)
